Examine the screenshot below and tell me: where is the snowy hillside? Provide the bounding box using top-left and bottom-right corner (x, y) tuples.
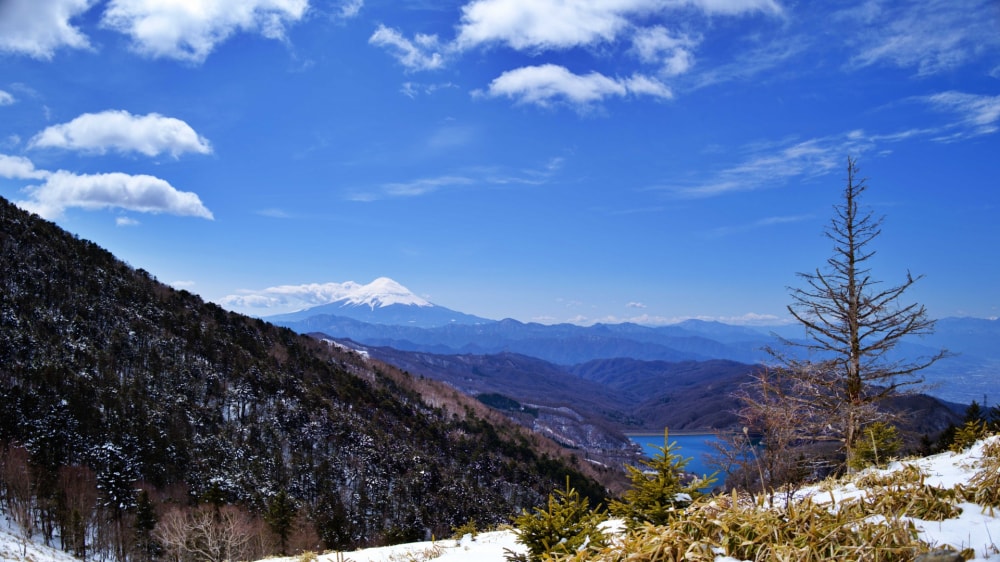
(7, 437), (999, 562)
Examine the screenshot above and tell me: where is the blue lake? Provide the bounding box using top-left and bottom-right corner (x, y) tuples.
(628, 433), (724, 479)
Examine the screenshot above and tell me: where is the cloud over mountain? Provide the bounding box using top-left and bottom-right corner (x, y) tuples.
(221, 277), (431, 313)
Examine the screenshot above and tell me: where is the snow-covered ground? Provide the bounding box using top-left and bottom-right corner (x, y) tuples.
(3, 437), (998, 562)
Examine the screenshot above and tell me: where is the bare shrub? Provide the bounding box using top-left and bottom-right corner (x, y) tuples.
(154, 504), (262, 562)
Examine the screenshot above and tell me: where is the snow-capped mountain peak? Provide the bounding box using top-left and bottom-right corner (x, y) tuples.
(265, 278), (490, 328)
(335, 277), (431, 309)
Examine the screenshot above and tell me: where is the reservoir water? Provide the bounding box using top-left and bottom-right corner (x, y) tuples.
(628, 433), (724, 480)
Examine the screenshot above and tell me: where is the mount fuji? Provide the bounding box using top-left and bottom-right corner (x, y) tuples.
(264, 277), (490, 328)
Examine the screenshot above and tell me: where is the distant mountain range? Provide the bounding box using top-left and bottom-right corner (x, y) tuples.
(267, 278), (1000, 405)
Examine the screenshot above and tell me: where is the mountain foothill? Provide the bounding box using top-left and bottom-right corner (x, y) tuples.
(0, 196), (611, 558)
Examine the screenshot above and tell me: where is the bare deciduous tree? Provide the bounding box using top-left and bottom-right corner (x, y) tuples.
(154, 504), (259, 562)
(2, 445), (35, 557)
(774, 156), (947, 470)
(731, 367), (813, 503)
(58, 464), (98, 558)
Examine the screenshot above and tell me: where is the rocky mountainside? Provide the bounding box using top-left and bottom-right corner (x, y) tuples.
(0, 196), (607, 558)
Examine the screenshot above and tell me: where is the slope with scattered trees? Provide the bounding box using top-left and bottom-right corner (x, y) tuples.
(0, 196), (607, 560)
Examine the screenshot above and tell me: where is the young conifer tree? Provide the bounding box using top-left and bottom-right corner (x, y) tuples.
(610, 430), (715, 527)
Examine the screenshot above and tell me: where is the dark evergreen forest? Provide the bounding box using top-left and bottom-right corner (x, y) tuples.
(0, 197), (605, 560)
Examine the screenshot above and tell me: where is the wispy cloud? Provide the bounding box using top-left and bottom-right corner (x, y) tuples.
(347, 159), (563, 201)
(337, 0), (363, 18)
(662, 134), (861, 198)
(369, 25), (447, 71)
(256, 208), (293, 218)
(687, 37), (807, 91)
(401, 81), (458, 98)
(101, 0), (308, 63)
(347, 175), (475, 202)
(0, 90), (14, 105)
(454, 0), (779, 52)
(705, 214), (813, 238)
(921, 91), (1000, 139)
(0, 0), (93, 59)
(30, 110), (212, 157)
(845, 0), (1000, 76)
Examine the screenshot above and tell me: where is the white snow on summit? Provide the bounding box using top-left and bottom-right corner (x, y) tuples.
(219, 277), (431, 313)
(341, 277), (432, 309)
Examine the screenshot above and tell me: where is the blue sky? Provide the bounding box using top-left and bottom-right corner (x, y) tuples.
(1, 0), (998, 325)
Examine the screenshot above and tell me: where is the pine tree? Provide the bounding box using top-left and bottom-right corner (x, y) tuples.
(134, 489), (159, 561)
(513, 478), (606, 562)
(610, 430), (715, 528)
(265, 489), (297, 555)
(849, 421), (902, 470)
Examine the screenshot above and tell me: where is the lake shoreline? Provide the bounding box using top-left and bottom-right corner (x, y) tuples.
(625, 430), (720, 437)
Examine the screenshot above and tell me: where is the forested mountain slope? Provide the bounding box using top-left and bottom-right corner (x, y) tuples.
(0, 197), (604, 558)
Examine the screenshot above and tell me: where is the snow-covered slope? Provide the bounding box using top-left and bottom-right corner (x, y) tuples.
(7, 438), (999, 562)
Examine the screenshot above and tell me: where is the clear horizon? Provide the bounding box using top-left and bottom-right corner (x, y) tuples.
(2, 1), (998, 326)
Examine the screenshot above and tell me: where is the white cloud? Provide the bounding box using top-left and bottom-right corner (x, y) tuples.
(455, 0), (641, 51)
(220, 280), (394, 311)
(30, 110), (212, 157)
(923, 91), (1000, 137)
(626, 301), (647, 309)
(0, 91), (15, 106)
(0, 154), (52, 180)
(219, 293), (285, 309)
(0, 0), (93, 59)
(686, 0), (781, 14)
(847, 0), (1000, 76)
(16, 168), (214, 220)
(101, 0), (308, 63)
(115, 216), (140, 226)
(454, 0), (779, 51)
(631, 25), (698, 76)
(481, 64), (671, 108)
(369, 25), (446, 71)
